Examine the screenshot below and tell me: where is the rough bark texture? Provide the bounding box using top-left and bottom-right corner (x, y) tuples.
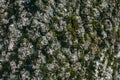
(0, 0), (120, 80)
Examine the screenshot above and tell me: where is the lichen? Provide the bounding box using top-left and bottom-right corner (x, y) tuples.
(0, 0), (120, 80)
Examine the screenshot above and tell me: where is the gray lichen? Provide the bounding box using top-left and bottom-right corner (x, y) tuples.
(0, 0), (120, 80)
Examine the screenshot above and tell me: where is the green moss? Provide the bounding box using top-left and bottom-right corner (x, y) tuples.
(56, 31), (66, 41)
(103, 21), (109, 29)
(57, 76), (62, 80)
(37, 37), (43, 43)
(40, 64), (48, 75)
(61, 41), (69, 48)
(53, 16), (59, 23)
(54, 0), (59, 3)
(92, 21), (99, 30)
(26, 38), (30, 44)
(90, 9), (94, 17)
(67, 24), (74, 33)
(57, 13), (63, 17)
(31, 21), (36, 27)
(66, 5), (70, 11)
(71, 14), (76, 20)
(53, 49), (60, 56)
(72, 20), (79, 30)
(18, 36), (24, 43)
(69, 0), (73, 2)
(42, 0), (49, 6)
(2, 61), (11, 72)
(72, 35), (77, 41)
(79, 55), (85, 68)
(66, 14), (79, 30)
(84, 33), (91, 41)
(58, 58), (66, 66)
(7, 4), (14, 16)
(71, 14), (79, 29)
(73, 44), (80, 49)
(0, 15), (2, 22)
(36, 37), (43, 49)
(67, 24), (77, 41)
(66, 15), (72, 24)
(78, 38), (84, 44)
(52, 31), (57, 37)
(67, 67), (76, 78)
(46, 55), (54, 63)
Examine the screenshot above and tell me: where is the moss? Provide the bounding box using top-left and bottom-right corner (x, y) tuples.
(72, 4), (78, 11)
(52, 31), (57, 37)
(54, 0), (59, 3)
(67, 24), (77, 41)
(42, 0), (49, 6)
(56, 31), (66, 41)
(66, 5), (70, 11)
(61, 41), (69, 48)
(72, 21), (79, 30)
(71, 14), (76, 20)
(53, 49), (60, 56)
(66, 15), (72, 24)
(37, 37), (43, 43)
(103, 21), (110, 30)
(7, 4), (14, 16)
(57, 13), (63, 17)
(25, 38), (30, 44)
(70, 44), (80, 53)
(71, 15), (79, 30)
(78, 38), (84, 44)
(67, 24), (74, 33)
(67, 67), (76, 78)
(73, 44), (80, 49)
(46, 55), (54, 63)
(84, 33), (91, 41)
(69, 0), (73, 2)
(18, 36), (24, 43)
(36, 37), (43, 49)
(57, 76), (62, 80)
(66, 14), (79, 30)
(90, 9), (94, 17)
(78, 51), (85, 63)
(92, 21), (99, 30)
(72, 35), (77, 41)
(58, 59), (66, 66)
(55, 31), (71, 48)
(31, 21), (36, 27)
(0, 15), (2, 23)
(53, 16), (59, 23)
(40, 64), (48, 75)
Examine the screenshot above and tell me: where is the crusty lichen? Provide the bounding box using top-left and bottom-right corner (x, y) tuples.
(0, 0), (120, 80)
